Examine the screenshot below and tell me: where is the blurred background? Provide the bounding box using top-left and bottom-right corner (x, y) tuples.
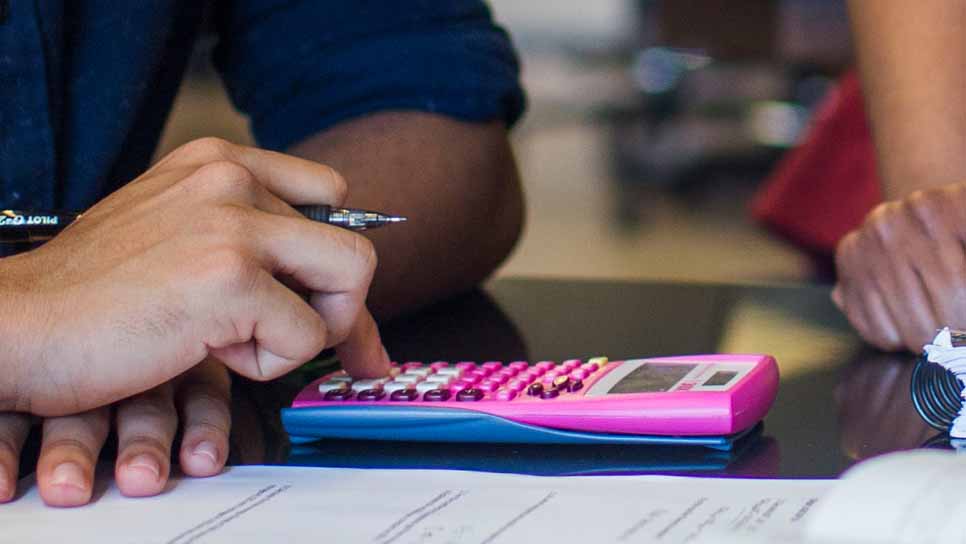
(156, 0), (853, 285)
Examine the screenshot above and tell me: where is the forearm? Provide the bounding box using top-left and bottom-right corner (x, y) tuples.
(848, 0), (966, 199)
(289, 112), (525, 320)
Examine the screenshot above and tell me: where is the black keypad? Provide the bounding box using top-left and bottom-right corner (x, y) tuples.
(423, 389), (452, 402)
(456, 388), (484, 402)
(357, 389), (386, 401)
(390, 389), (419, 402)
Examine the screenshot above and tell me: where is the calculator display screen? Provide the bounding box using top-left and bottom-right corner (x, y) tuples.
(606, 363), (697, 394)
(703, 370), (738, 387)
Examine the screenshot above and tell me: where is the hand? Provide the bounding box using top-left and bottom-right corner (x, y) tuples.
(833, 183), (966, 352)
(0, 138), (390, 416)
(0, 359), (231, 506)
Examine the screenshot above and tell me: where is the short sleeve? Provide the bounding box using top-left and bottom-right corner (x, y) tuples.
(213, 0), (526, 151)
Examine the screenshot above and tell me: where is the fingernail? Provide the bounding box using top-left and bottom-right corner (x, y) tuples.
(255, 346), (293, 379)
(127, 454), (161, 481)
(50, 462), (85, 490)
(192, 441), (219, 467)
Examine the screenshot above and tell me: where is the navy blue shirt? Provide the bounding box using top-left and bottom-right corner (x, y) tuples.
(0, 1), (524, 212)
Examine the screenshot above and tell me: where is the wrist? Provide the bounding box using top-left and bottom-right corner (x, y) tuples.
(0, 253), (50, 412)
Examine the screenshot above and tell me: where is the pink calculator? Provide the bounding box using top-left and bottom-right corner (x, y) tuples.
(282, 355), (779, 450)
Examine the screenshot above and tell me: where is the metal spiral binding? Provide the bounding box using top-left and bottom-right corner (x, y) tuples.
(911, 330), (966, 432)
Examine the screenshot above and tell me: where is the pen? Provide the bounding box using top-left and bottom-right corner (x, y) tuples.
(0, 205), (407, 244)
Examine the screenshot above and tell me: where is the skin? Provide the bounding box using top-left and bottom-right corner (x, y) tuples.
(0, 137), (393, 505)
(289, 112), (524, 320)
(0, 113), (524, 506)
(835, 1), (966, 351)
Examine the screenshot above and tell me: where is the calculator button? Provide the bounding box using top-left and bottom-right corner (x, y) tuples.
(570, 369), (590, 380)
(326, 375), (353, 383)
(423, 389), (452, 401)
(383, 381), (411, 393)
(540, 387), (560, 399)
(456, 388), (485, 401)
(541, 371), (564, 385)
(552, 375), (570, 389)
(566, 379), (584, 392)
(495, 369), (517, 380)
(424, 374), (454, 385)
(324, 389), (354, 401)
(415, 382), (443, 393)
(458, 375), (480, 386)
(390, 389), (419, 401)
(496, 389), (518, 401)
(455, 362), (477, 371)
(508, 361), (530, 371)
(318, 382), (348, 393)
(430, 361), (450, 370)
(535, 361), (556, 372)
(434, 367), (462, 377)
(449, 382), (470, 393)
(351, 379), (387, 392)
(481, 361), (504, 372)
(580, 362), (600, 372)
(478, 380), (500, 393)
(357, 389), (386, 401)
(523, 369), (544, 381)
(526, 383), (544, 397)
(469, 369), (489, 380)
(561, 359), (581, 372)
(507, 379), (527, 392)
(587, 356), (608, 367)
(393, 375), (423, 384)
(487, 373), (509, 385)
(403, 368), (433, 377)
(402, 362), (423, 369)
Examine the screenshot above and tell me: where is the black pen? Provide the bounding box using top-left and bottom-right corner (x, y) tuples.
(0, 205), (407, 244)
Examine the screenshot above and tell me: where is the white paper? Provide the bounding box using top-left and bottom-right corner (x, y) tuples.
(804, 450), (966, 544)
(1, 466), (830, 544)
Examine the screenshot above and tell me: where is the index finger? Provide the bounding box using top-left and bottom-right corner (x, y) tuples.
(334, 308), (391, 379)
(152, 138), (348, 206)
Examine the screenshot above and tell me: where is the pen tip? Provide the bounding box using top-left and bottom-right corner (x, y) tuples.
(387, 216), (407, 223)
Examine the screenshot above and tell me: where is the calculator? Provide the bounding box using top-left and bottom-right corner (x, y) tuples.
(282, 355), (778, 450)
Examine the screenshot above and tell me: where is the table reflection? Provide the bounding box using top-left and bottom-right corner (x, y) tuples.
(834, 351), (946, 461)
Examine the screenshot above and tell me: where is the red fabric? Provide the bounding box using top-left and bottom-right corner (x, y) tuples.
(751, 71), (881, 256)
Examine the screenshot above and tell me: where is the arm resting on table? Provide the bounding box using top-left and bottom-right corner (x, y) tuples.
(289, 112), (525, 320)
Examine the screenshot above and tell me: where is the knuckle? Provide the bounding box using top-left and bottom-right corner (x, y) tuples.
(201, 249), (260, 293)
(348, 234), (377, 276)
(179, 385), (231, 417)
(176, 137), (234, 162)
(868, 203), (900, 245)
(42, 437), (96, 460)
(322, 164), (348, 203)
(118, 435), (171, 457)
(117, 394), (175, 424)
(190, 160), (257, 198)
(905, 189), (939, 221)
(185, 419), (231, 440)
(834, 232), (859, 270)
